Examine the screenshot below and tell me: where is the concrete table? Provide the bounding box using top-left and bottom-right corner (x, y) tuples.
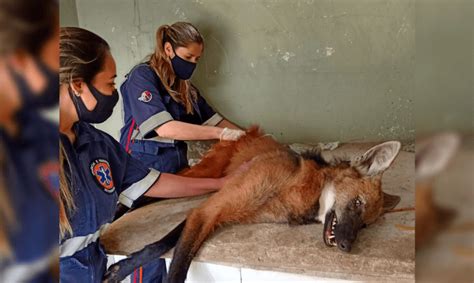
(101, 143), (415, 282)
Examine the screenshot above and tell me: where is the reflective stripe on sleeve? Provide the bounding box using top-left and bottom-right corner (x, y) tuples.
(59, 223), (110, 258)
(0, 246), (57, 282)
(118, 169), (161, 208)
(202, 113), (224, 126)
(139, 111), (174, 138)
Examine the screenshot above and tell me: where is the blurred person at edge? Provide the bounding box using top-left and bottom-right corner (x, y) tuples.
(0, 0), (60, 282)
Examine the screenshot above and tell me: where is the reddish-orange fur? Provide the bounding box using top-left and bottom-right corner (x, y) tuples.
(103, 127), (402, 283)
(168, 127), (400, 283)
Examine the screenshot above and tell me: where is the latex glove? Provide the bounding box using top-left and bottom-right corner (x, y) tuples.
(219, 127), (246, 141)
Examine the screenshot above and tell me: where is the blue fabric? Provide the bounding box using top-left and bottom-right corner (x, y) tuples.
(59, 121), (157, 282)
(60, 242), (107, 283)
(0, 111), (58, 282)
(128, 141), (188, 174)
(119, 63), (217, 160)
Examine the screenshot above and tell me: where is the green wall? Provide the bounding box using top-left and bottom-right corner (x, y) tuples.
(60, 0), (79, 27)
(414, 0), (473, 136)
(67, 0), (418, 143)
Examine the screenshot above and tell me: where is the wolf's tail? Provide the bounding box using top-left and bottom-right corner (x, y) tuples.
(102, 220), (186, 283)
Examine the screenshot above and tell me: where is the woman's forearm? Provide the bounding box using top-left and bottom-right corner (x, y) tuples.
(144, 173), (223, 198)
(155, 120), (222, 140)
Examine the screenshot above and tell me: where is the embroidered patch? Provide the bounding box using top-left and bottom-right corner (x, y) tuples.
(138, 90), (152, 103)
(38, 161), (60, 201)
(90, 159), (115, 193)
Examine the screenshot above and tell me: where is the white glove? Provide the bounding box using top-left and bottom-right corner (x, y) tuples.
(219, 127), (246, 141)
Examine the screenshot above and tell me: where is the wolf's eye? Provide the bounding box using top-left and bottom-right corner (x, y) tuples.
(355, 198), (362, 207)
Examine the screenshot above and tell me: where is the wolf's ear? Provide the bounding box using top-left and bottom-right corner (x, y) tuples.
(383, 192), (401, 212)
(352, 141), (401, 176)
(416, 132), (460, 181)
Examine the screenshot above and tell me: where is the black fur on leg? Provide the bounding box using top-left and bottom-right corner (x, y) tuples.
(113, 203), (130, 221)
(166, 238), (194, 283)
(103, 220), (186, 283)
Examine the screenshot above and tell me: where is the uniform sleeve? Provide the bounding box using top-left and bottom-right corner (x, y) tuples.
(197, 94), (224, 126)
(117, 154), (161, 208)
(124, 65), (174, 138)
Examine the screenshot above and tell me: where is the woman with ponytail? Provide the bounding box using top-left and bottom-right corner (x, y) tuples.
(120, 22), (244, 173)
(119, 22), (245, 282)
(59, 27), (233, 282)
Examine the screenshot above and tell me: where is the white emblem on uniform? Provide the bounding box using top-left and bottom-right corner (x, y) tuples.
(138, 90), (152, 103)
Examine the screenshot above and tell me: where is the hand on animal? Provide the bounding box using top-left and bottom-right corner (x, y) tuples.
(107, 127), (404, 283)
(219, 127), (246, 141)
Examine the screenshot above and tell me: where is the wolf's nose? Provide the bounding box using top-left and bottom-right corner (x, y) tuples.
(338, 240), (352, 252)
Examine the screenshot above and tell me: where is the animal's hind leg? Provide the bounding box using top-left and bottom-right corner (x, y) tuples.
(166, 174), (279, 283)
(103, 221), (186, 283)
(166, 208), (223, 283)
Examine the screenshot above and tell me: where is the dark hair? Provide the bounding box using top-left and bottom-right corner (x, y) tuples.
(0, 0), (58, 56)
(59, 27), (110, 85)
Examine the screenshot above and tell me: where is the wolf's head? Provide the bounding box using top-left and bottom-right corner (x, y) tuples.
(317, 141), (402, 252)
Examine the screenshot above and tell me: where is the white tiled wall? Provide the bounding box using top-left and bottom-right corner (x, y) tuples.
(163, 259), (356, 283)
(164, 259), (241, 283)
(108, 255), (356, 283)
(241, 268), (357, 283)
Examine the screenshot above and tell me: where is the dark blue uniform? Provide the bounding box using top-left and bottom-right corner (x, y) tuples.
(59, 121), (161, 282)
(119, 63), (223, 173)
(118, 63), (223, 282)
(0, 111), (58, 283)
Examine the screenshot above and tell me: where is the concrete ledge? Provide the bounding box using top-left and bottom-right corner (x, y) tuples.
(101, 142), (415, 281)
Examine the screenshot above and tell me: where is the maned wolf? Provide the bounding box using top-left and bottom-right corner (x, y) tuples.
(104, 127), (402, 283)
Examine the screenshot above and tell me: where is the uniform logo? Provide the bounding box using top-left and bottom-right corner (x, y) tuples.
(38, 161), (60, 201)
(90, 159), (115, 193)
(138, 90), (152, 103)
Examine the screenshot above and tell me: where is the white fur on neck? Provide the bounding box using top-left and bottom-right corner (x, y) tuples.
(317, 183), (335, 224)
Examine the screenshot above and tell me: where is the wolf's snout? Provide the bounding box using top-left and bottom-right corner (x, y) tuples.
(337, 240), (352, 252)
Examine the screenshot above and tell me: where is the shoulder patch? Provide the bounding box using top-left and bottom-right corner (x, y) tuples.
(90, 159), (115, 193)
(138, 90), (152, 103)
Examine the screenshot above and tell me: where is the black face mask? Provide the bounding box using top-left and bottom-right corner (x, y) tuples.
(171, 49), (197, 80)
(9, 59), (59, 109)
(68, 83), (119, 124)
